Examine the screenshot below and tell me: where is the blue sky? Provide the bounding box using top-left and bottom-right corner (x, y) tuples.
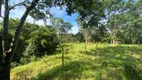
(49, 7), (79, 34)
(0, 1), (79, 34)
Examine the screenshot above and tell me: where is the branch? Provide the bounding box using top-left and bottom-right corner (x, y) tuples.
(37, 1), (53, 7)
(9, 0), (28, 10)
(38, 1), (50, 4)
(6, 0), (40, 63)
(0, 15), (4, 18)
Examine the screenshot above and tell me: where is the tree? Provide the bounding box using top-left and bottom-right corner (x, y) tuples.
(0, 0), (42, 79)
(76, 0), (106, 54)
(105, 0), (125, 44)
(106, 0), (142, 44)
(21, 27), (59, 64)
(75, 32), (85, 42)
(0, 28), (2, 61)
(50, 17), (73, 40)
(0, 0), (59, 79)
(0, 0), (97, 79)
(122, 0), (142, 44)
(7, 19), (40, 64)
(107, 14), (123, 44)
(91, 25), (108, 42)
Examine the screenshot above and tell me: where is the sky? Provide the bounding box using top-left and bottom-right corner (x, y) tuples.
(0, 1), (79, 34)
(48, 7), (79, 34)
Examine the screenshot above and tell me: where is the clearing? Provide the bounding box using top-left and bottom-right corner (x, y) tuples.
(11, 43), (142, 80)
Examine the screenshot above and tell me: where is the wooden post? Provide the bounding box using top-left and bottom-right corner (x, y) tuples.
(61, 45), (64, 79)
(62, 47), (64, 69)
(96, 42), (98, 54)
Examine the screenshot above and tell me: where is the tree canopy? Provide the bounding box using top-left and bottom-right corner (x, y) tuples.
(1, 0), (142, 80)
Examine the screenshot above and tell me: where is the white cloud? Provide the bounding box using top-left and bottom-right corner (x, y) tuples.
(10, 8), (25, 19)
(26, 16), (51, 25)
(72, 25), (79, 34)
(49, 7), (79, 34)
(50, 7), (66, 17)
(68, 24), (78, 34)
(0, 4), (79, 33)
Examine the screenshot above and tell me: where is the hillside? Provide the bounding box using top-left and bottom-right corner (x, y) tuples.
(11, 43), (142, 80)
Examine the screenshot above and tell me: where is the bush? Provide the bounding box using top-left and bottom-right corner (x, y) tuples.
(20, 27), (59, 64)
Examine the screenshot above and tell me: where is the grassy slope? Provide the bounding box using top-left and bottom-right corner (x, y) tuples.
(11, 43), (142, 80)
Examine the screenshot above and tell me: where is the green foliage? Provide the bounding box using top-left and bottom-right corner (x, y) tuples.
(124, 64), (141, 80)
(106, 0), (142, 44)
(11, 43), (142, 80)
(1, 19), (59, 67)
(75, 32), (85, 42)
(50, 17), (73, 34)
(2, 0), (142, 79)
(22, 27), (59, 61)
(7, 19), (40, 63)
(59, 34), (78, 43)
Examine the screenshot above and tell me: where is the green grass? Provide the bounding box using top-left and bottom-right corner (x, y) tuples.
(11, 43), (142, 80)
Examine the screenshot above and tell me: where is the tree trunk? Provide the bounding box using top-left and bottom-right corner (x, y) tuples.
(0, 62), (11, 80)
(111, 39), (115, 45)
(85, 42), (87, 54)
(85, 36), (88, 54)
(131, 39), (136, 44)
(1, 0), (40, 80)
(0, 51), (13, 80)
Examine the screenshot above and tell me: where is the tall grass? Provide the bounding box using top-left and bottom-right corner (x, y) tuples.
(11, 43), (142, 80)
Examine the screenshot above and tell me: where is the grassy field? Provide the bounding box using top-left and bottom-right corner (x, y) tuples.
(11, 43), (142, 80)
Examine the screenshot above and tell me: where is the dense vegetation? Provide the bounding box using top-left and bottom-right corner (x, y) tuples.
(0, 0), (142, 80)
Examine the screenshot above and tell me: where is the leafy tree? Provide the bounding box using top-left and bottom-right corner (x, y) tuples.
(105, 0), (126, 44)
(122, 0), (142, 44)
(50, 17), (73, 40)
(0, 0), (44, 79)
(58, 34), (77, 43)
(21, 27), (59, 64)
(91, 25), (108, 42)
(0, 19), (41, 67)
(76, 0), (106, 54)
(26, 27), (58, 56)
(75, 32), (85, 42)
(8, 19), (40, 61)
(107, 14), (123, 44)
(3, 0), (141, 80)
(107, 0), (142, 44)
(0, 0), (78, 79)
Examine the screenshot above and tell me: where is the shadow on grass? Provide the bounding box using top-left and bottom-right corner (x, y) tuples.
(31, 60), (100, 80)
(83, 45), (142, 80)
(32, 45), (142, 80)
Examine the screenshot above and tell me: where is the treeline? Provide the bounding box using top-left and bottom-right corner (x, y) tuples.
(76, 0), (142, 44)
(1, 11), (142, 67)
(0, 18), (82, 67)
(0, 19), (59, 67)
(1, 0), (142, 67)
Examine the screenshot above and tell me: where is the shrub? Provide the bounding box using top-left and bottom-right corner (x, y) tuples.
(20, 27), (59, 64)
